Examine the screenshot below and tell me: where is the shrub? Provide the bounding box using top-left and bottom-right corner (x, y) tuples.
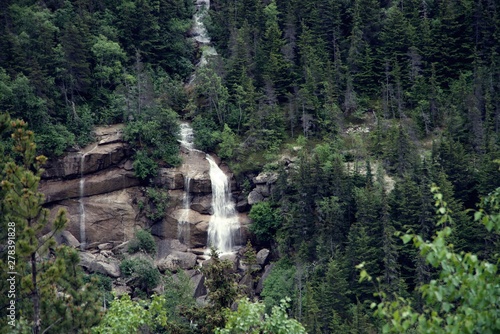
(36, 123), (76, 156)
(132, 150), (158, 181)
(249, 202), (280, 243)
(144, 187), (169, 222)
(119, 257), (161, 292)
(192, 115), (220, 152)
(128, 229), (157, 256)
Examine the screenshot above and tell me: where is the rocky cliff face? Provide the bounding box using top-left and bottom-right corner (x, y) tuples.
(41, 125), (144, 244)
(38, 124), (281, 301)
(40, 124), (250, 269)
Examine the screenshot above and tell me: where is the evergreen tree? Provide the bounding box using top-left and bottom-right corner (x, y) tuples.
(0, 116), (101, 333)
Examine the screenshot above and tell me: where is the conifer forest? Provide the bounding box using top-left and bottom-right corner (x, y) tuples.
(0, 0), (500, 333)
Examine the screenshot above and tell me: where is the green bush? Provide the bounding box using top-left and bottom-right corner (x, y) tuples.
(132, 150), (158, 181)
(144, 187), (169, 222)
(217, 124), (239, 159)
(128, 229), (157, 256)
(124, 107), (181, 182)
(119, 257), (161, 291)
(249, 202), (280, 243)
(261, 259), (297, 314)
(36, 123), (76, 156)
(192, 115), (220, 152)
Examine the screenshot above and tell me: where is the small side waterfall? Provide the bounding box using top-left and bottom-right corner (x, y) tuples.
(178, 176), (192, 245)
(79, 156), (86, 251)
(206, 155), (239, 254)
(78, 144), (98, 251)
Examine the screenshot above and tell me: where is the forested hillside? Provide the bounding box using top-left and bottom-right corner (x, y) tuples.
(1, 0), (500, 332)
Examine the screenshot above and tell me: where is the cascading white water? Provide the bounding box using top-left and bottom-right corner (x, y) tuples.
(179, 123), (195, 150)
(79, 156), (86, 251)
(206, 155), (239, 253)
(178, 176), (192, 245)
(193, 1), (211, 45)
(186, 5), (239, 253)
(189, 0), (218, 84)
(78, 144), (98, 251)
(178, 122), (195, 246)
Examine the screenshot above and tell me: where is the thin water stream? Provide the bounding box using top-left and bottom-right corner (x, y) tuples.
(78, 144), (98, 251)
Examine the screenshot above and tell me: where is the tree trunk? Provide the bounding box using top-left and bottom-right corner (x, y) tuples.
(32, 252), (40, 334)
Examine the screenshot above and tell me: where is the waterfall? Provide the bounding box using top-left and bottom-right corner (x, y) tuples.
(206, 155), (239, 254)
(79, 155), (86, 251)
(189, 0), (218, 84)
(78, 144), (98, 251)
(178, 176), (192, 245)
(78, 154), (86, 250)
(179, 122), (195, 150)
(185, 5), (240, 253)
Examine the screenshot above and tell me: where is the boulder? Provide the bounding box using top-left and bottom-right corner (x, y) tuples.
(255, 184), (270, 197)
(192, 221), (210, 248)
(239, 274), (255, 297)
(190, 195), (212, 214)
(157, 251), (197, 272)
(247, 190), (264, 205)
(40, 167), (141, 203)
(59, 230), (80, 248)
(98, 131), (123, 145)
(113, 284), (132, 297)
(90, 259), (121, 278)
(98, 243), (113, 251)
(256, 263), (274, 295)
(48, 188), (143, 245)
(253, 172), (278, 185)
(157, 239), (189, 259)
(236, 198), (249, 213)
(190, 248), (207, 255)
(79, 251), (121, 278)
(156, 169), (185, 190)
(189, 172), (212, 193)
(256, 249), (270, 266)
(153, 209), (210, 247)
(79, 252), (96, 269)
(191, 274), (207, 298)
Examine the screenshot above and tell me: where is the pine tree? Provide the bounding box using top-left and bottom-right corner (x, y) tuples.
(0, 116), (101, 333)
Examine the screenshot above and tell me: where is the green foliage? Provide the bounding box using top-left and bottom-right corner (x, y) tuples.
(131, 149), (158, 181)
(249, 202), (281, 244)
(128, 229), (157, 256)
(35, 123), (76, 157)
(217, 123), (239, 159)
(216, 297), (307, 334)
(124, 107), (181, 181)
(192, 114), (221, 152)
(364, 186), (500, 333)
(0, 117), (101, 334)
(119, 257), (161, 292)
(162, 270), (196, 331)
(142, 187), (169, 223)
(261, 260), (296, 313)
(92, 293), (167, 334)
(185, 248), (240, 333)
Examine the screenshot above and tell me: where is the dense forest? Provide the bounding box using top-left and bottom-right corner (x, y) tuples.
(1, 0), (500, 333)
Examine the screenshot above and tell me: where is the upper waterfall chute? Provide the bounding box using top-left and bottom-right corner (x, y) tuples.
(188, 0), (218, 84)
